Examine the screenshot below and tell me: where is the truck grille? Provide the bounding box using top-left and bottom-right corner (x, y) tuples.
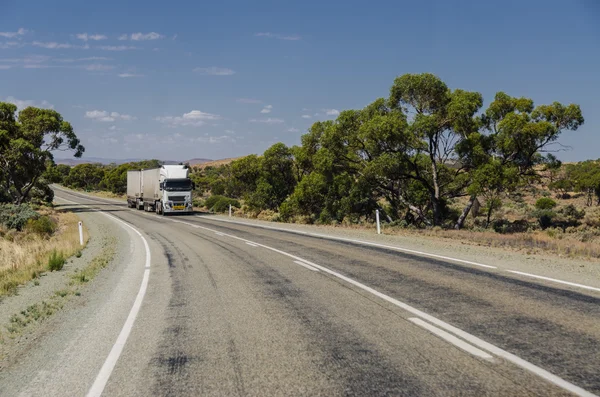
(169, 196), (186, 202)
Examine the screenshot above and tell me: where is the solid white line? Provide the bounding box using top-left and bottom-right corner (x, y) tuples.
(507, 271), (600, 293)
(408, 318), (493, 360)
(215, 232), (225, 236)
(57, 193), (598, 396)
(55, 197), (153, 397)
(169, 220), (597, 397)
(195, 216), (497, 270)
(246, 242), (258, 247)
(293, 260), (320, 272)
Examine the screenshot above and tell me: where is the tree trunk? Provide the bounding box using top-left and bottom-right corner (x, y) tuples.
(454, 195), (476, 230)
(485, 204), (494, 228)
(398, 194), (432, 226)
(430, 155), (442, 226)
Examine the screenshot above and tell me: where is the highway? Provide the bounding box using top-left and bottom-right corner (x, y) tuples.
(2, 187), (599, 396)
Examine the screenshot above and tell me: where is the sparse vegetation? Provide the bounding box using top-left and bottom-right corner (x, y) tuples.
(0, 209), (89, 297)
(70, 243), (115, 286)
(3, 242), (115, 338)
(47, 250), (65, 271)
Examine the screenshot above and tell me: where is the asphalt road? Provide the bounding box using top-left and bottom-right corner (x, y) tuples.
(2, 188), (599, 396)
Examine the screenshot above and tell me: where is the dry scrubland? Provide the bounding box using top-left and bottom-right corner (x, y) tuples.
(0, 208), (89, 297)
(206, 178), (600, 261)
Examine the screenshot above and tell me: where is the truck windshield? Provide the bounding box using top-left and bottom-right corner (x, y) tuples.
(164, 179), (192, 191)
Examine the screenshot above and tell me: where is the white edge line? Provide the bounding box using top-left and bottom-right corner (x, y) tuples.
(55, 197), (152, 397)
(245, 242), (258, 247)
(57, 194), (598, 397)
(293, 260), (320, 272)
(196, 217), (600, 294)
(195, 216), (497, 269)
(507, 271), (600, 293)
(408, 318), (493, 361)
(175, 219), (597, 397)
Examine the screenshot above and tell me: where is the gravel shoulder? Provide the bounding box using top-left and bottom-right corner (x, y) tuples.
(0, 198), (117, 367)
(204, 214), (600, 290)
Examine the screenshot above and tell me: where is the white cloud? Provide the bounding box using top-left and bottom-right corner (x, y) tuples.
(249, 118), (284, 124)
(4, 96), (53, 110)
(0, 28), (28, 38)
(236, 98), (262, 104)
(119, 32), (164, 41)
(97, 45), (136, 51)
(32, 41), (90, 50)
(118, 73), (143, 78)
(84, 64), (114, 71)
(23, 64), (50, 69)
(260, 104), (273, 114)
(109, 125), (117, 131)
(324, 109), (340, 116)
(4, 55), (51, 64)
(55, 56), (111, 63)
(0, 65), (12, 70)
(0, 41), (23, 49)
(255, 32), (301, 41)
(193, 66), (235, 76)
(287, 128), (300, 133)
(85, 110), (136, 122)
(75, 33), (107, 41)
(193, 135), (236, 144)
(155, 110), (221, 127)
(301, 115), (312, 119)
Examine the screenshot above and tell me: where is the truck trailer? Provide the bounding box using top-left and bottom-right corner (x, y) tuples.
(126, 165), (194, 215)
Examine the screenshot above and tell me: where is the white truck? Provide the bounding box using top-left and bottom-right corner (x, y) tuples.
(126, 165), (194, 215)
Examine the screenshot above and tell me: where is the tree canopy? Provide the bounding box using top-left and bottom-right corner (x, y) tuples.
(190, 73), (583, 228)
(0, 103), (84, 204)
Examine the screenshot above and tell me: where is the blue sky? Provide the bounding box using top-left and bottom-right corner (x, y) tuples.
(1, 0), (599, 162)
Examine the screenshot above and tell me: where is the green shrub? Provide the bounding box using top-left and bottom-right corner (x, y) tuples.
(25, 216), (57, 236)
(559, 204), (585, 220)
(47, 250), (65, 271)
(0, 204), (39, 231)
(204, 195), (240, 213)
(535, 197), (557, 210)
(533, 209), (556, 230)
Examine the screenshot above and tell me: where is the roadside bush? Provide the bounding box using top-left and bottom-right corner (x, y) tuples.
(0, 204), (39, 231)
(533, 209), (556, 230)
(25, 216), (57, 236)
(559, 204), (585, 220)
(535, 197), (557, 210)
(47, 250), (65, 271)
(204, 195), (240, 213)
(584, 212), (600, 228)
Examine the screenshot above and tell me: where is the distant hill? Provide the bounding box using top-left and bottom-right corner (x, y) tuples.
(55, 157), (214, 166)
(193, 157), (240, 169)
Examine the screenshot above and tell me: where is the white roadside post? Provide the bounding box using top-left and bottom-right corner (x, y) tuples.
(229, 204), (232, 218)
(376, 210), (381, 235)
(78, 221), (84, 246)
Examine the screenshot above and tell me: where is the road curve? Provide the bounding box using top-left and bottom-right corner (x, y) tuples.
(2, 187), (599, 396)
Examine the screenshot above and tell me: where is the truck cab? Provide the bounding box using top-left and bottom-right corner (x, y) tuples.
(159, 169), (194, 213)
(156, 165), (194, 214)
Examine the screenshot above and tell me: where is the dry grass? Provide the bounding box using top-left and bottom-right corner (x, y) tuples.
(83, 190), (126, 200)
(390, 227), (600, 260)
(0, 209), (89, 297)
